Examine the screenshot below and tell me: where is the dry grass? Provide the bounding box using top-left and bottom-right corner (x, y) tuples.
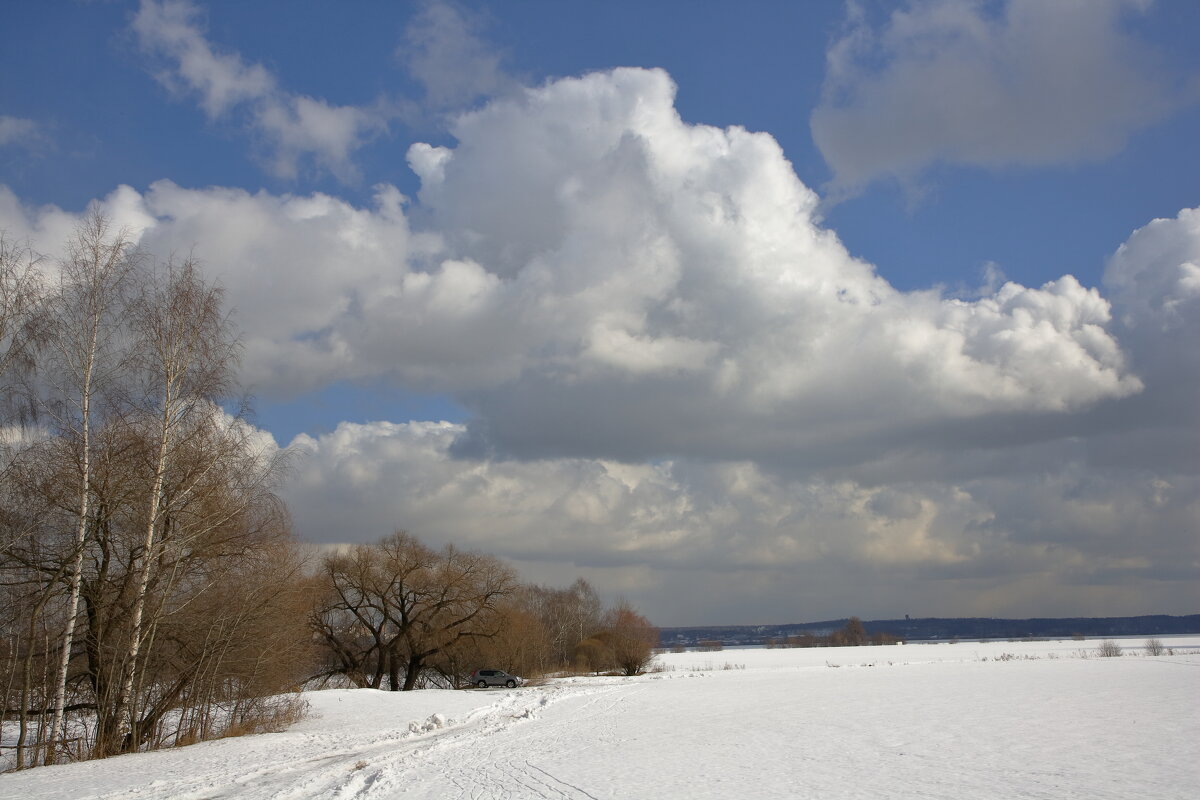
(220, 693), (309, 739)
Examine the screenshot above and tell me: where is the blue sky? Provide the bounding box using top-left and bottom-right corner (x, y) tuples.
(3, 0), (1199, 625)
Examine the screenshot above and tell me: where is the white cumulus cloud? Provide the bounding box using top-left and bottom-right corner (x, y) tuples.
(0, 67), (1146, 467)
(4, 60), (1199, 622)
(407, 67), (1141, 461)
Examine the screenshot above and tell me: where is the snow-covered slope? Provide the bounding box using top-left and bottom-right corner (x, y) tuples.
(2, 638), (1197, 799)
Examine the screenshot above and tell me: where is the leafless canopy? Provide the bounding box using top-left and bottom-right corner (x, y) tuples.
(1, 214), (308, 769)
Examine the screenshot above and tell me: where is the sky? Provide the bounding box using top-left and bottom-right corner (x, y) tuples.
(2, 0), (1198, 626)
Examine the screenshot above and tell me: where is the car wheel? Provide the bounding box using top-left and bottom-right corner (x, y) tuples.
(477, 680), (488, 688)
(506, 679), (516, 688)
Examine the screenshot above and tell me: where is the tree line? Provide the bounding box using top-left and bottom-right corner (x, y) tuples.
(764, 617), (901, 648)
(1, 214), (656, 771)
(308, 532), (658, 692)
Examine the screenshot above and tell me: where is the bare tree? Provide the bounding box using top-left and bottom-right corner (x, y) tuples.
(311, 532), (517, 691)
(39, 210), (138, 763)
(310, 544), (395, 689)
(830, 617), (868, 647)
(522, 578), (603, 669)
(0, 236), (53, 767)
(388, 538), (516, 691)
(435, 599), (553, 686)
(0, 233), (45, 426)
(113, 256), (238, 748)
(3, 216), (304, 768)
(604, 601), (658, 676)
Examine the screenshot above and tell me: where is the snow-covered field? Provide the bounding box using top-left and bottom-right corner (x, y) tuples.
(3, 637), (1198, 799)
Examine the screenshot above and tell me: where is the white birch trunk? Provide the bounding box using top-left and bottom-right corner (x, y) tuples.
(44, 304), (98, 765)
(115, 395), (172, 747)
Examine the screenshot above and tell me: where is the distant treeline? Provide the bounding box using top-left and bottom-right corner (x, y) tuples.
(764, 617), (899, 648)
(660, 614), (1200, 648)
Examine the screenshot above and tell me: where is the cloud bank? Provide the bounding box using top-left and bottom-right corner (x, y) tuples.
(274, 416), (1197, 623)
(2, 68), (1144, 464)
(3, 64), (1196, 622)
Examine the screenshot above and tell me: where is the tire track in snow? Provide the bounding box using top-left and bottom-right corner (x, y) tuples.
(374, 680), (642, 800)
(300, 682), (625, 800)
(60, 686), (596, 800)
(415, 681), (645, 800)
(20, 680), (645, 800)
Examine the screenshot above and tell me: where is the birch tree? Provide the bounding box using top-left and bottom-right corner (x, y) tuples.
(112, 256), (238, 751)
(3, 216), (308, 769)
(40, 210), (137, 764)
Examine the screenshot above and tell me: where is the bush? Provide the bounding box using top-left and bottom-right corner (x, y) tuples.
(573, 636), (614, 673)
(1097, 639), (1123, 658)
(1144, 637), (1166, 656)
(608, 603), (659, 676)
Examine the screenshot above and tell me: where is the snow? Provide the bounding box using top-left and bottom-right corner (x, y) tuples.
(2, 637), (1198, 799)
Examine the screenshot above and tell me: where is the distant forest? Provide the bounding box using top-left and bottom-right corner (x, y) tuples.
(659, 614), (1200, 648)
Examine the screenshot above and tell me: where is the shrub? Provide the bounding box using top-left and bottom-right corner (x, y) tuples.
(1096, 639), (1123, 658)
(220, 692), (309, 739)
(573, 636), (614, 673)
(608, 603), (659, 676)
(1144, 638), (1166, 656)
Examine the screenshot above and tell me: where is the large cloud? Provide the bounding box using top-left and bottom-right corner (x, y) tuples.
(1095, 208), (1200, 469)
(2, 63), (1197, 623)
(0, 67), (1145, 469)
(410, 67), (1140, 464)
(811, 0), (1184, 192)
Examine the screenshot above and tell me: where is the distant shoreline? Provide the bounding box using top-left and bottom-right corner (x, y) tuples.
(659, 613), (1200, 648)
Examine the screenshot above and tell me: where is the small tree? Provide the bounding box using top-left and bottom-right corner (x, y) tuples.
(573, 635), (613, 674)
(522, 578), (604, 670)
(1144, 638), (1165, 656)
(607, 602), (658, 676)
(310, 531), (517, 691)
(842, 617), (867, 646)
(1097, 639), (1123, 658)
